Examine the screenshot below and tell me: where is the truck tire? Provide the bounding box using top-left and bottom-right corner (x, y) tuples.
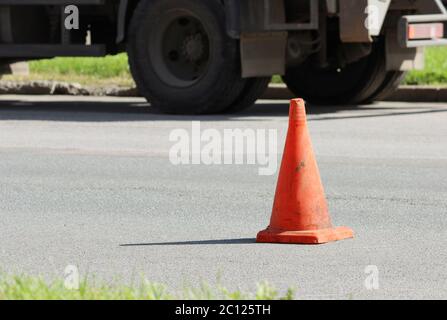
(223, 77), (271, 114)
(127, 0), (245, 114)
(282, 40), (404, 105)
(366, 71), (407, 102)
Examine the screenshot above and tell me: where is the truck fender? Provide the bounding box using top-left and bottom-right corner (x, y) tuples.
(116, 0), (240, 43)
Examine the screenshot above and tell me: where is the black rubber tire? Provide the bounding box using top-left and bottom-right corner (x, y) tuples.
(127, 0), (245, 114)
(283, 40), (404, 105)
(223, 77), (271, 114)
(366, 71), (406, 102)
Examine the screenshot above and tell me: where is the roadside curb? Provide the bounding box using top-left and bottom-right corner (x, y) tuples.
(383, 85), (447, 102)
(0, 81), (446, 102)
(0, 80), (139, 97)
(262, 84), (447, 102)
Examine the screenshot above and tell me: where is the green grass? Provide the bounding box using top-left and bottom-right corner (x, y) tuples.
(0, 274), (295, 300)
(404, 47), (447, 85)
(5, 47), (447, 86)
(9, 53), (135, 87)
(30, 53), (130, 79)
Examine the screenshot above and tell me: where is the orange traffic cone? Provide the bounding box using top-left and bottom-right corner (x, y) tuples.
(256, 99), (354, 244)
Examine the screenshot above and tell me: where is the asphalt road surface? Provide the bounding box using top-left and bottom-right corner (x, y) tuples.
(1, 95), (446, 299)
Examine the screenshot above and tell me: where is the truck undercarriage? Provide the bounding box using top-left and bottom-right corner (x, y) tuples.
(0, 0), (446, 114)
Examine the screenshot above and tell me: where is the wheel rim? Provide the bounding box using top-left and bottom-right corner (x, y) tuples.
(149, 9), (211, 88)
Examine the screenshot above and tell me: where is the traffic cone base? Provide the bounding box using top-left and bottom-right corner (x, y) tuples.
(256, 226), (354, 245)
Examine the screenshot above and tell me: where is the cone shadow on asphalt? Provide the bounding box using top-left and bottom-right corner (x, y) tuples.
(120, 238), (256, 247)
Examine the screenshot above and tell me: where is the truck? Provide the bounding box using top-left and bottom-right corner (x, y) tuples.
(0, 0), (446, 114)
